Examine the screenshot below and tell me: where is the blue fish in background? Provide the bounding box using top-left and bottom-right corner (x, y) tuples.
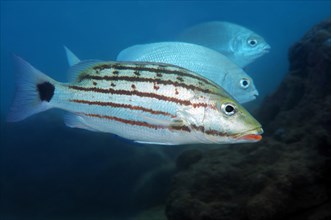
(178, 21), (271, 67)
(116, 42), (259, 103)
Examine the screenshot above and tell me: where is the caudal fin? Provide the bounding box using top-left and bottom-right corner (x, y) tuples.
(7, 56), (56, 122)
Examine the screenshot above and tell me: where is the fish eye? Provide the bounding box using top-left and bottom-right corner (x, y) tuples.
(248, 38), (258, 47)
(240, 78), (250, 89)
(221, 103), (237, 116)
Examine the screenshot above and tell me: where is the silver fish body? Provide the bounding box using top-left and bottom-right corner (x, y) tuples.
(7, 57), (263, 145)
(117, 42), (259, 103)
(178, 21), (271, 67)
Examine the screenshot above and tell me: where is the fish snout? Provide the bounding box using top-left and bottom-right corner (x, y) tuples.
(263, 44), (271, 53)
(254, 90), (259, 97)
(237, 127), (264, 142)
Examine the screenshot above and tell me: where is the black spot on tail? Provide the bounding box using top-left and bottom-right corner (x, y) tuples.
(37, 82), (54, 102)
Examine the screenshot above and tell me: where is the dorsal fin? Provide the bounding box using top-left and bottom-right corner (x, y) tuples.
(64, 46), (81, 66)
(67, 59), (103, 82)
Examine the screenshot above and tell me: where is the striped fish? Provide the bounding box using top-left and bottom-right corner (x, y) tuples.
(7, 56), (263, 145)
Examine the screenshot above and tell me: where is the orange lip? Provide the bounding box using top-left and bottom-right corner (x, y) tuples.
(240, 134), (262, 141)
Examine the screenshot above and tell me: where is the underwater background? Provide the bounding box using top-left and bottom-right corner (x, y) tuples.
(1, 1), (331, 220)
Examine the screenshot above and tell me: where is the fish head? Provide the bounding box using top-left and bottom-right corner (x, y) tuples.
(233, 33), (271, 64)
(221, 70), (259, 104)
(202, 95), (263, 144)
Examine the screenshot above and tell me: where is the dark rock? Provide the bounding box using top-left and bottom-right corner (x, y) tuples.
(131, 163), (176, 211)
(166, 19), (331, 220)
(176, 149), (203, 170)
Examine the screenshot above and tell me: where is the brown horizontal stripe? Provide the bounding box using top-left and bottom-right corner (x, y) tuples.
(92, 63), (217, 88)
(79, 112), (229, 139)
(69, 85), (211, 108)
(69, 99), (175, 117)
(171, 125), (191, 132)
(205, 129), (227, 136)
(80, 112), (191, 132)
(191, 124), (227, 137)
(69, 85), (195, 106)
(78, 75), (219, 95)
(83, 113), (162, 129)
(191, 124), (205, 133)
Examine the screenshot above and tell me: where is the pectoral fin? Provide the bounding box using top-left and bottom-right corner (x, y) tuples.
(64, 112), (99, 132)
(138, 114), (186, 128)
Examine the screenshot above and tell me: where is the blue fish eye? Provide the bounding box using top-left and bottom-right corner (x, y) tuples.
(240, 78), (250, 89)
(221, 103), (236, 116)
(248, 39), (258, 47)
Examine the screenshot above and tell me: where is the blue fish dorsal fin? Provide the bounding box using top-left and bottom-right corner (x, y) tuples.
(117, 44), (147, 61)
(64, 46), (81, 66)
(67, 59), (103, 82)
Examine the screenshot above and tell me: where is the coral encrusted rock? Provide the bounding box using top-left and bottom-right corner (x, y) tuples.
(165, 18), (331, 220)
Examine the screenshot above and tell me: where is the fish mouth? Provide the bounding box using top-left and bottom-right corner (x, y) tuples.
(263, 44), (271, 53)
(237, 92), (258, 103)
(235, 127), (264, 142)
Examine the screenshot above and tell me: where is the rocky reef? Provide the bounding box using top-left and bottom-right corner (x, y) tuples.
(165, 19), (331, 220)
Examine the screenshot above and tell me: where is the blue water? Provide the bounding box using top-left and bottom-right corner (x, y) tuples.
(1, 1), (330, 219)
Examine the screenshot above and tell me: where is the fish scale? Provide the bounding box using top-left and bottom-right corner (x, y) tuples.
(178, 21), (271, 68)
(7, 57), (263, 145)
(83, 62), (220, 94)
(62, 65), (216, 125)
(116, 42), (260, 103)
(61, 62), (221, 121)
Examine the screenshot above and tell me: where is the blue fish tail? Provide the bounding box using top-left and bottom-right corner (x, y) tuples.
(7, 56), (55, 122)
